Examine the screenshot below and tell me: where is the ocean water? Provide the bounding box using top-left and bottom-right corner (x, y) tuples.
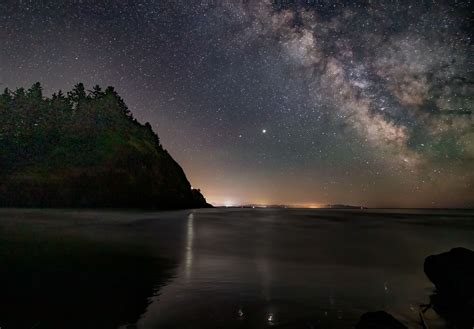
(0, 208), (473, 329)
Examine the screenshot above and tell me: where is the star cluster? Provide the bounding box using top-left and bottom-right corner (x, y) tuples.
(1, 0), (473, 207)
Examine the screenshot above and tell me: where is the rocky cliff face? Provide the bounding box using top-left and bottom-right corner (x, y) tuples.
(0, 83), (211, 209)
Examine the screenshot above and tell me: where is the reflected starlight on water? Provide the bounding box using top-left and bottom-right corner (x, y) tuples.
(185, 212), (194, 281)
(267, 312), (275, 325)
(20, 208), (467, 329)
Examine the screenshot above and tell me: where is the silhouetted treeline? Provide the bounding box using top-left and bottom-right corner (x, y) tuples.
(0, 83), (210, 208)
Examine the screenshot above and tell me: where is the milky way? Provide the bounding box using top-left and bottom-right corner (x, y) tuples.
(1, 0), (473, 207)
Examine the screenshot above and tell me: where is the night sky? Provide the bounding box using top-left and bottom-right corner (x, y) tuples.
(1, 0), (473, 207)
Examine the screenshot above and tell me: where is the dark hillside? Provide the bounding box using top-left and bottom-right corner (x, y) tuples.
(0, 83), (211, 208)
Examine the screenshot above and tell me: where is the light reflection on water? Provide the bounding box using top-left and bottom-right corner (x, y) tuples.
(185, 212), (194, 282)
(0, 208), (473, 329)
(135, 208), (474, 329)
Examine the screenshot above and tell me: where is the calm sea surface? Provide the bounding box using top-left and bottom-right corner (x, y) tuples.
(0, 208), (473, 329)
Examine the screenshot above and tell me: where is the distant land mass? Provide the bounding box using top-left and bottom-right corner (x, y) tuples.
(222, 204), (366, 209)
(0, 83), (211, 209)
(324, 204), (367, 209)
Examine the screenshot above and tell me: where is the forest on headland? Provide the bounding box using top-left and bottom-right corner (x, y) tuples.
(0, 83), (210, 209)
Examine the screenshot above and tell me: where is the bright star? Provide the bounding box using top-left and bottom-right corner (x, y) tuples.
(262, 129), (267, 134)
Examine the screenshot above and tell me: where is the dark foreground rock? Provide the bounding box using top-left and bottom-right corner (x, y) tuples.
(424, 247), (474, 328)
(355, 311), (407, 329)
(424, 247), (474, 302)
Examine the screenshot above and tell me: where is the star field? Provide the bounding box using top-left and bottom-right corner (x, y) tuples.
(1, 0), (473, 207)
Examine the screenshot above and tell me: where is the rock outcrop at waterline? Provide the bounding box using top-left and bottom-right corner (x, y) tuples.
(424, 247), (474, 328)
(0, 83), (211, 209)
(355, 247), (474, 329)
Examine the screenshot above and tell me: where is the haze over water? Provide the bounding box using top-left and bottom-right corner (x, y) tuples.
(1, 208), (473, 328)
